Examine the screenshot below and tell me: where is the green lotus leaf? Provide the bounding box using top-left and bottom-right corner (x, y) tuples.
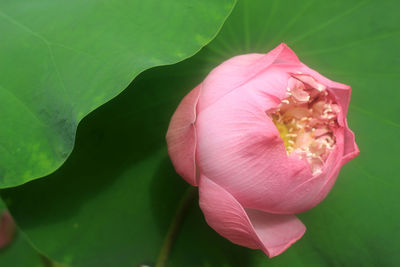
(0, 0), (235, 188)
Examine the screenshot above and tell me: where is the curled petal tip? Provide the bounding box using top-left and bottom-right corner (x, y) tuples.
(199, 176), (306, 257)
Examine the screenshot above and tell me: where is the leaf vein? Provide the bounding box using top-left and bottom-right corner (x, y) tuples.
(351, 105), (400, 129)
(291, 0), (370, 44)
(0, 84), (47, 128)
(301, 30), (400, 56)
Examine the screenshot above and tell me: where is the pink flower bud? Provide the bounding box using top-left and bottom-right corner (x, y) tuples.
(0, 210), (16, 249)
(166, 43), (359, 257)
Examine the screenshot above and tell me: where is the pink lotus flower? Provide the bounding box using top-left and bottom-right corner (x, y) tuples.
(166, 43), (359, 257)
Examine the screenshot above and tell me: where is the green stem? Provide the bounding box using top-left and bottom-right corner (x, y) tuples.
(155, 186), (197, 267)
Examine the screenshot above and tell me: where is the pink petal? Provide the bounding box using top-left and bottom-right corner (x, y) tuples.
(328, 87), (351, 123)
(196, 70), (311, 213)
(199, 176), (306, 257)
(273, 128), (345, 213)
(282, 123), (358, 212)
(287, 77), (310, 103)
(198, 43), (300, 112)
(292, 74), (326, 92)
(283, 107), (311, 120)
(313, 127), (330, 138)
(166, 85), (201, 186)
(295, 64), (351, 118)
(296, 64), (350, 92)
(0, 210), (16, 249)
(272, 43), (300, 63)
(342, 120), (360, 164)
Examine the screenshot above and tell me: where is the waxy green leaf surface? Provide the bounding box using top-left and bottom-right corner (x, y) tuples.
(0, 0), (235, 188)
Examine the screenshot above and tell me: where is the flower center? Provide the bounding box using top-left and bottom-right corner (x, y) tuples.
(268, 75), (340, 174)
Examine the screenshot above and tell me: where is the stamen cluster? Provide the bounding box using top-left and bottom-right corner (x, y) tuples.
(269, 75), (340, 174)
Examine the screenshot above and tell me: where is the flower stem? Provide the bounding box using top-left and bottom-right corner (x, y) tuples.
(155, 186), (197, 267)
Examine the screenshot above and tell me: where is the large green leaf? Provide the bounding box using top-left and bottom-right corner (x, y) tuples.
(2, 0), (400, 266)
(0, 0), (235, 188)
(0, 57), (247, 266)
(0, 229), (45, 267)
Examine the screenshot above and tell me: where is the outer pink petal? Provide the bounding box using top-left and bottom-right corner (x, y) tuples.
(342, 120), (360, 165)
(199, 176), (306, 257)
(166, 85), (201, 186)
(273, 121), (357, 213)
(198, 43), (300, 112)
(196, 70), (311, 213)
(272, 128), (345, 212)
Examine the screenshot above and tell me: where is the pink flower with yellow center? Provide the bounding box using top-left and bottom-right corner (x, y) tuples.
(166, 43), (359, 257)
(269, 75), (341, 174)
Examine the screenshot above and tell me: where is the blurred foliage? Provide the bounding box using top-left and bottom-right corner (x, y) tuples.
(0, 200), (54, 267)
